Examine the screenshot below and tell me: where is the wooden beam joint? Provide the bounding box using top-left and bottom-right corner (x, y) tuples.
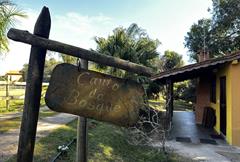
(7, 28), (154, 77)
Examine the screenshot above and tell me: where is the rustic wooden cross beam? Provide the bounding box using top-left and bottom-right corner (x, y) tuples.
(7, 29), (154, 77)
(7, 6), (153, 162)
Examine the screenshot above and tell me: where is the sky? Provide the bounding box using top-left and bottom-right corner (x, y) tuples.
(0, 0), (212, 75)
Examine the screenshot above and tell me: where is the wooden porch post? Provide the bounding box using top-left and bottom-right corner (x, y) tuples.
(17, 7), (51, 162)
(166, 79), (173, 121)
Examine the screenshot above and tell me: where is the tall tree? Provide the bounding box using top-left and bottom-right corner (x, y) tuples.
(0, 0), (26, 54)
(60, 53), (77, 64)
(161, 50), (184, 71)
(211, 0), (240, 53)
(94, 23), (160, 79)
(185, 0), (240, 62)
(184, 19), (216, 62)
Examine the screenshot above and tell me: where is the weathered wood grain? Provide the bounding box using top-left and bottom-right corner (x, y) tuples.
(77, 59), (88, 162)
(45, 63), (145, 127)
(7, 28), (154, 77)
(17, 6), (51, 162)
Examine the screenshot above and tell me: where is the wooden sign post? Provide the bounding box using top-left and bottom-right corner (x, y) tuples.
(77, 59), (88, 162)
(45, 63), (145, 127)
(17, 7), (51, 162)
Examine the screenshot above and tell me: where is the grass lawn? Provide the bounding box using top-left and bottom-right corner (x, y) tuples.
(0, 97), (46, 113)
(0, 117), (21, 134)
(7, 120), (192, 162)
(173, 100), (193, 111)
(0, 100), (24, 113)
(0, 89), (25, 96)
(149, 99), (193, 111)
(0, 110), (58, 134)
(149, 100), (165, 111)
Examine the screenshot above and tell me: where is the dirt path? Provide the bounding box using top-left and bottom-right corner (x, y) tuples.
(0, 112), (22, 122)
(0, 113), (77, 162)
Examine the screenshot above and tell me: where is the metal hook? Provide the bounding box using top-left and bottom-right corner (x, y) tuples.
(77, 58), (81, 72)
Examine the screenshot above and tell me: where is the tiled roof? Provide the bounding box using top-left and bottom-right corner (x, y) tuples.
(151, 51), (240, 83)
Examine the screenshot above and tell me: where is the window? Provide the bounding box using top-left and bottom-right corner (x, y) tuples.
(210, 75), (216, 103)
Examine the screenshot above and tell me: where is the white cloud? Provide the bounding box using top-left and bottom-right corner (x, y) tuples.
(51, 12), (115, 49)
(0, 9), (116, 75)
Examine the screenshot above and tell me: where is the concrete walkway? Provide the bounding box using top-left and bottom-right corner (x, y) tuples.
(158, 111), (240, 162)
(165, 140), (240, 162)
(169, 111), (226, 144)
(0, 112), (77, 162)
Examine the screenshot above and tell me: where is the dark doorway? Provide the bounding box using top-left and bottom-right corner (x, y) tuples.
(220, 76), (227, 136)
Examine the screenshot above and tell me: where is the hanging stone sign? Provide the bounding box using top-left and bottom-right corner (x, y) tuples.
(45, 63), (145, 127)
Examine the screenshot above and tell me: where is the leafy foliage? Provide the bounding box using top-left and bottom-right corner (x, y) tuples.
(21, 57), (61, 82)
(211, 0), (240, 53)
(0, 75), (6, 81)
(43, 57), (61, 81)
(146, 50), (184, 99)
(161, 50), (184, 71)
(94, 23), (160, 79)
(184, 19), (217, 61)
(0, 0), (26, 54)
(173, 80), (196, 103)
(185, 0), (240, 62)
(60, 53), (77, 65)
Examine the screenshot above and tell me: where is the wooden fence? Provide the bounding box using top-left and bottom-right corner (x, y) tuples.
(0, 81), (48, 111)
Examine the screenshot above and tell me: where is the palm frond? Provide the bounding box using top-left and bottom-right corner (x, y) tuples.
(0, 0), (27, 54)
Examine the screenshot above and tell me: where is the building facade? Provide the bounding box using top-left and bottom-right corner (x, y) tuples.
(152, 51), (240, 147)
(196, 60), (240, 146)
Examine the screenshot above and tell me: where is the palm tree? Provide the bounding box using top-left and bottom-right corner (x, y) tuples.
(0, 0), (26, 54)
(60, 53), (77, 64)
(94, 23), (160, 79)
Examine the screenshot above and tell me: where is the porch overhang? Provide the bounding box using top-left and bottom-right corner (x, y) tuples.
(151, 51), (240, 84)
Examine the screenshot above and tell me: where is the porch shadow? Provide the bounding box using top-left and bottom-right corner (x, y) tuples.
(169, 111), (227, 145)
